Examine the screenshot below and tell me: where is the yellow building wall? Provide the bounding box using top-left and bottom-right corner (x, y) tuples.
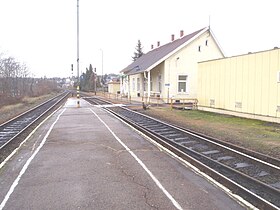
(198, 48), (280, 119)
(163, 30), (224, 100)
(128, 74), (142, 97)
(108, 82), (120, 94)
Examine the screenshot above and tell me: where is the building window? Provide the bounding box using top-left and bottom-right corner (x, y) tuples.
(178, 75), (188, 93)
(198, 46), (201, 52)
(132, 78), (135, 91)
(205, 40), (208, 46)
(137, 78), (140, 91)
(278, 71), (280, 83)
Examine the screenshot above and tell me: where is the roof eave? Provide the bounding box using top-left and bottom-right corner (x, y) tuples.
(209, 27), (226, 57)
(145, 27), (209, 72)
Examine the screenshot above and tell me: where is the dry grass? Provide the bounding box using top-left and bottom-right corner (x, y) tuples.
(0, 93), (58, 125)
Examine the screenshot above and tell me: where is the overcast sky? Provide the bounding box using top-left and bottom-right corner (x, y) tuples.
(0, 0), (279, 78)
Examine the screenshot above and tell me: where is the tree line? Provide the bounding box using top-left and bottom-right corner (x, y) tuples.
(79, 40), (144, 92)
(0, 53), (59, 107)
(80, 64), (105, 92)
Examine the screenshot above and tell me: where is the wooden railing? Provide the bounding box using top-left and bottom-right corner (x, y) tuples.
(170, 98), (198, 110)
(99, 92), (198, 110)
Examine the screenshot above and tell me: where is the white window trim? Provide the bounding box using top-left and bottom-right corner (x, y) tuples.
(177, 74), (189, 94)
(277, 71), (280, 83)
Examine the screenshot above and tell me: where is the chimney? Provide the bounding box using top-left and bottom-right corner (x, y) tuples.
(180, 30), (184, 37)
(171, 34), (175, 41)
(151, 44), (154, 50)
(157, 41), (160, 47)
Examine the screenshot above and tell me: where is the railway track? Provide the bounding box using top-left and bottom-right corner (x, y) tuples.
(85, 96), (280, 210)
(0, 91), (70, 151)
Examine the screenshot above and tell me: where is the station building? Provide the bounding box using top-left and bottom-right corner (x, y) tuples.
(120, 27), (224, 102)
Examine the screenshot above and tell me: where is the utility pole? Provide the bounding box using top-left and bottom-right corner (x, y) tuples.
(76, 0), (80, 107)
(94, 67), (97, 95)
(99, 49), (103, 88)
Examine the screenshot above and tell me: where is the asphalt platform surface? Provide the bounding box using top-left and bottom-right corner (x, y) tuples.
(0, 98), (246, 210)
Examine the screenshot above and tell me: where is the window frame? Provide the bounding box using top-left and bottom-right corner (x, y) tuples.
(177, 75), (188, 93)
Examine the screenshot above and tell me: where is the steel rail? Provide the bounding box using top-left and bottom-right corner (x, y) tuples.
(85, 96), (280, 210)
(0, 91), (69, 150)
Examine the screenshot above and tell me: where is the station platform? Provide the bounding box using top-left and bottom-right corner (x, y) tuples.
(0, 98), (246, 209)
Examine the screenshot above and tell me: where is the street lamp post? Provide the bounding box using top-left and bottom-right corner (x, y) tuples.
(94, 67), (97, 95)
(99, 49), (103, 89)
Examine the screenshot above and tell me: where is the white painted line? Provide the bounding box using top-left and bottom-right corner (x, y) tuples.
(94, 104), (126, 108)
(0, 104), (63, 170)
(125, 107), (280, 170)
(89, 108), (183, 210)
(103, 108), (258, 210)
(0, 108), (66, 210)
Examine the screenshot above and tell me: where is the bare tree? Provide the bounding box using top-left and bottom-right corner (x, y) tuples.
(0, 51), (61, 107)
(0, 53), (32, 105)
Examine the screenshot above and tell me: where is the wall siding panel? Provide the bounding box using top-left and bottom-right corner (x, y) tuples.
(198, 48), (280, 121)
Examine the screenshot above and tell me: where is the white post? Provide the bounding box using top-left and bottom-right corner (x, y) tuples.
(120, 75), (123, 95)
(127, 75), (130, 99)
(148, 71), (151, 99)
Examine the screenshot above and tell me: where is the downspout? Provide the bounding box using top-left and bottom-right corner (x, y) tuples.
(143, 71), (148, 79)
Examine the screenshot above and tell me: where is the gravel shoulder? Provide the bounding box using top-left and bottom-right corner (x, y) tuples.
(91, 94), (280, 160)
(2, 94), (279, 160)
(136, 106), (280, 160)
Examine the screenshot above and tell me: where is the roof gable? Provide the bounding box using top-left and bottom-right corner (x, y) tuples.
(120, 27), (209, 75)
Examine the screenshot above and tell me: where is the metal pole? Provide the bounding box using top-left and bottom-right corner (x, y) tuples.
(99, 49), (103, 91)
(77, 0), (79, 80)
(101, 50), (103, 84)
(94, 68), (97, 95)
(77, 0), (80, 107)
